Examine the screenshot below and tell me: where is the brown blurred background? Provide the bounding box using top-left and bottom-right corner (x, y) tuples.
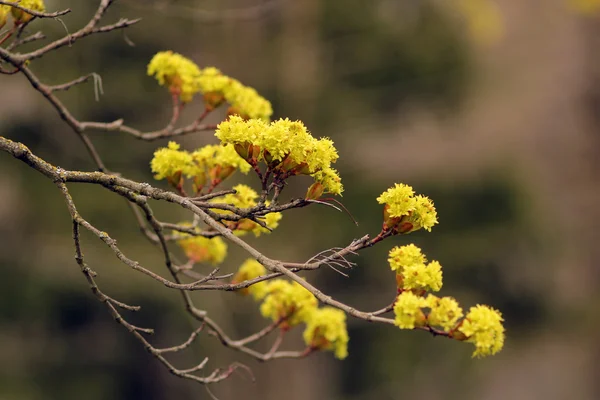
(1, 0), (599, 399)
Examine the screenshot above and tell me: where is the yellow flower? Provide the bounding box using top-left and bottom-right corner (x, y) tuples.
(197, 67), (231, 93)
(377, 183), (416, 218)
(311, 167), (343, 196)
(191, 144), (250, 191)
(393, 292), (427, 329)
(11, 0), (45, 24)
(215, 116), (268, 152)
(389, 245), (442, 292)
(232, 259), (269, 300)
(426, 295), (463, 332)
(377, 184), (437, 233)
(458, 304), (505, 357)
(259, 118), (313, 164)
(260, 280), (317, 328)
(403, 195), (438, 232)
(215, 117), (343, 196)
(147, 51), (202, 103)
(193, 144), (250, 174)
(197, 67), (273, 120)
(402, 260), (443, 293)
(174, 234), (227, 265)
(388, 244), (426, 272)
(225, 80), (273, 121)
(150, 141), (195, 181)
(303, 307), (349, 360)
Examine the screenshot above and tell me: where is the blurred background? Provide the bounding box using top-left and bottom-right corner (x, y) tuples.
(1, 0), (599, 399)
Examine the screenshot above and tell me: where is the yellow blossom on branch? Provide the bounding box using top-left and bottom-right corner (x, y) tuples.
(232, 259), (269, 300)
(388, 244), (443, 293)
(174, 234), (227, 265)
(393, 292), (427, 329)
(425, 295), (464, 332)
(260, 279), (317, 328)
(11, 0), (45, 24)
(192, 144), (250, 190)
(377, 183), (415, 218)
(309, 167), (344, 197)
(215, 116), (343, 196)
(147, 51), (202, 103)
(388, 244), (426, 271)
(377, 183), (438, 233)
(457, 304), (505, 357)
(303, 307), (349, 360)
(197, 67), (273, 120)
(150, 141), (195, 181)
(402, 261), (443, 293)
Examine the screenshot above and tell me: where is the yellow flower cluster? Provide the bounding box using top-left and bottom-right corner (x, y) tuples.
(235, 273), (349, 359)
(150, 142), (195, 181)
(192, 144), (251, 189)
(231, 259), (269, 300)
(174, 233), (228, 265)
(147, 51), (203, 103)
(425, 294), (464, 332)
(390, 244), (505, 357)
(259, 280), (318, 328)
(377, 183), (437, 233)
(150, 141), (249, 192)
(147, 52), (271, 119)
(302, 307), (349, 360)
(388, 244), (443, 293)
(458, 305), (505, 357)
(197, 67), (273, 120)
(393, 292), (427, 329)
(11, 0), (45, 25)
(211, 184), (282, 236)
(216, 116), (343, 197)
(1, 0), (46, 28)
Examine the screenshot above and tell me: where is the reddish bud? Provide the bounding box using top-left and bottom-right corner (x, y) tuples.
(306, 182), (324, 200)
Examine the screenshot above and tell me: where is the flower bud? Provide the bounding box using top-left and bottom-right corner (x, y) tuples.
(166, 171), (183, 190)
(209, 165), (236, 182)
(233, 142), (252, 160)
(306, 182), (324, 200)
(193, 174), (206, 194)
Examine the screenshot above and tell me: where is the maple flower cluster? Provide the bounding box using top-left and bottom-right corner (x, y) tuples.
(0, 0), (45, 29)
(150, 141), (250, 193)
(377, 183), (438, 233)
(216, 116), (343, 198)
(232, 260), (349, 359)
(390, 244), (505, 357)
(147, 51), (272, 120)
